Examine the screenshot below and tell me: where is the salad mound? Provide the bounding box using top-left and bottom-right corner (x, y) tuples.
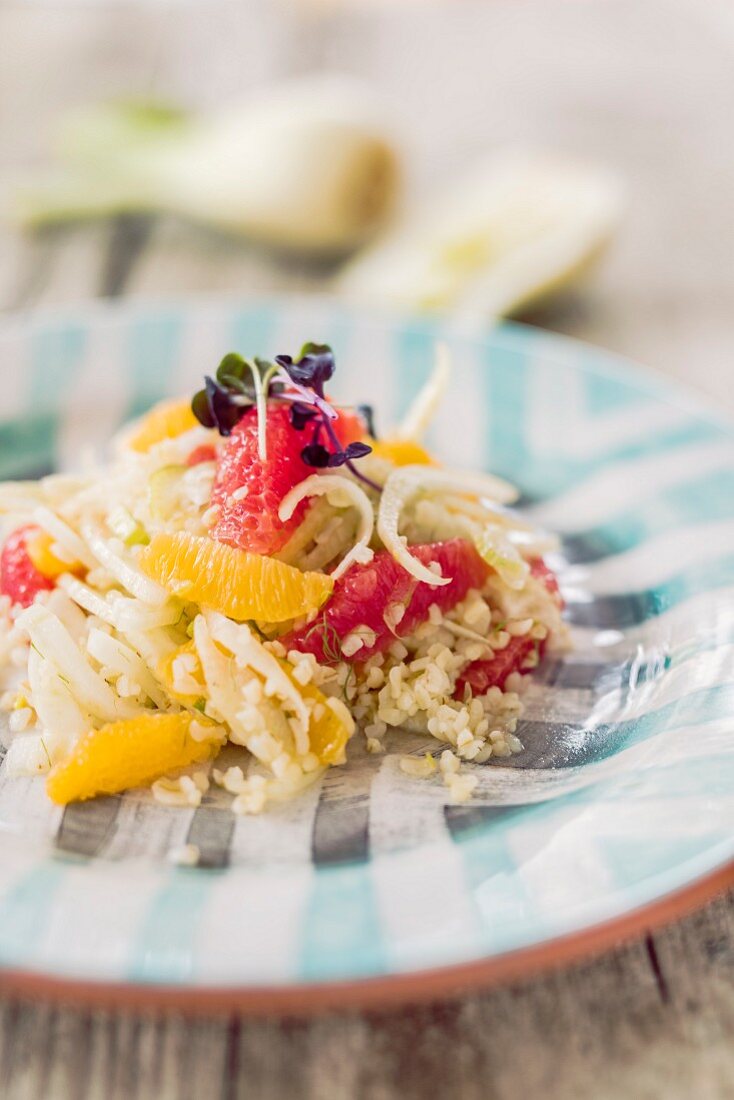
(0, 342), (565, 814)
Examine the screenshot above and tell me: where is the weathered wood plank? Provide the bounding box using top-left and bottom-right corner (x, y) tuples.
(0, 226), (111, 312)
(126, 218), (336, 301)
(1, 892), (733, 1100)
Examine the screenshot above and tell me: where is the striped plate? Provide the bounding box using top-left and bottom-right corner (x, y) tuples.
(0, 296), (732, 1011)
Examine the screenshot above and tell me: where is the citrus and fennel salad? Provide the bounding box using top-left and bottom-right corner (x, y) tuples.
(0, 343), (565, 814)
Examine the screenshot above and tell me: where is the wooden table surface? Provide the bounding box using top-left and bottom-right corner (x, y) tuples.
(1, 1), (733, 1096)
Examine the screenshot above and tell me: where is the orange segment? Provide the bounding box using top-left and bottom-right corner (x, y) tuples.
(370, 437), (435, 466)
(128, 398), (199, 453)
(46, 712), (218, 804)
(303, 686), (350, 766)
(25, 531), (83, 579)
(139, 533), (334, 623)
(279, 662), (350, 766)
(157, 640), (205, 706)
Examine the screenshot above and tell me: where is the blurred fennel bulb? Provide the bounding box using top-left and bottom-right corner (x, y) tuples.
(12, 78), (401, 255)
(336, 151), (624, 319)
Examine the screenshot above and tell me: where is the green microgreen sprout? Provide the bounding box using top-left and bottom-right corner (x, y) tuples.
(192, 352), (284, 462)
(191, 344), (378, 490)
(302, 613), (342, 665)
(342, 663), (356, 704)
(245, 620), (268, 641)
(40, 737), (52, 769)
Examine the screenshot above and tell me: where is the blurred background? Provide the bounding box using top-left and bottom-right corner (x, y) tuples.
(1, 0), (732, 411)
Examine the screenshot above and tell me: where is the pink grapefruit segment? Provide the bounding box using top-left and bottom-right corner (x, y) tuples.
(456, 556), (562, 697)
(456, 635), (541, 696)
(211, 405), (312, 556)
(0, 526), (55, 608)
(283, 539), (489, 664)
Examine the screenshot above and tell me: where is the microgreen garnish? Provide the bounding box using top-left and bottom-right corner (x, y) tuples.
(245, 620), (267, 640)
(300, 615), (359, 701)
(275, 342), (335, 390)
(275, 345), (379, 489)
(192, 354), (281, 460)
(191, 343), (379, 489)
(342, 662), (356, 703)
(303, 613), (343, 664)
(192, 376), (242, 436)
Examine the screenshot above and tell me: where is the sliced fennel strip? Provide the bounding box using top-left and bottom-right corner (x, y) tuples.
(378, 464), (518, 587)
(204, 613), (311, 755)
(278, 473), (374, 580)
(397, 341), (451, 442)
(86, 628), (169, 710)
(17, 604), (138, 724)
(28, 647), (90, 758)
(81, 522), (170, 607)
(32, 507), (98, 571)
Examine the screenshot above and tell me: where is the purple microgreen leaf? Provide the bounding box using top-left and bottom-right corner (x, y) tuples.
(298, 343), (335, 385)
(275, 344), (335, 391)
(344, 441), (372, 460)
(273, 370), (338, 420)
(289, 401), (318, 431)
(204, 375), (249, 436)
(301, 443), (331, 468)
(192, 343), (381, 489)
(321, 416), (381, 491)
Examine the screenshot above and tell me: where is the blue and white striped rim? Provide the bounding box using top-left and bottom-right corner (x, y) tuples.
(0, 295), (732, 996)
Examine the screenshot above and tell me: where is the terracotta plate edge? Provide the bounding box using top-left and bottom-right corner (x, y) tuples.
(0, 859), (731, 1017)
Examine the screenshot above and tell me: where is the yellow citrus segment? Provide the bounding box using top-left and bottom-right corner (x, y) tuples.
(370, 437), (435, 466)
(26, 531), (83, 579)
(139, 533), (334, 623)
(279, 662), (350, 766)
(157, 640), (205, 705)
(305, 687), (350, 765)
(128, 398), (199, 453)
(46, 713), (218, 805)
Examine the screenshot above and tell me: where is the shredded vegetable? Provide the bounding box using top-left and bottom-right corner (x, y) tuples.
(397, 342), (452, 441)
(377, 464), (518, 586)
(278, 474), (374, 580)
(0, 335), (566, 816)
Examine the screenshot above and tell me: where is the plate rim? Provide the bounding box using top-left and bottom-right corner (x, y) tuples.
(0, 292), (732, 1008)
(1, 290), (731, 437)
(0, 859), (731, 1015)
